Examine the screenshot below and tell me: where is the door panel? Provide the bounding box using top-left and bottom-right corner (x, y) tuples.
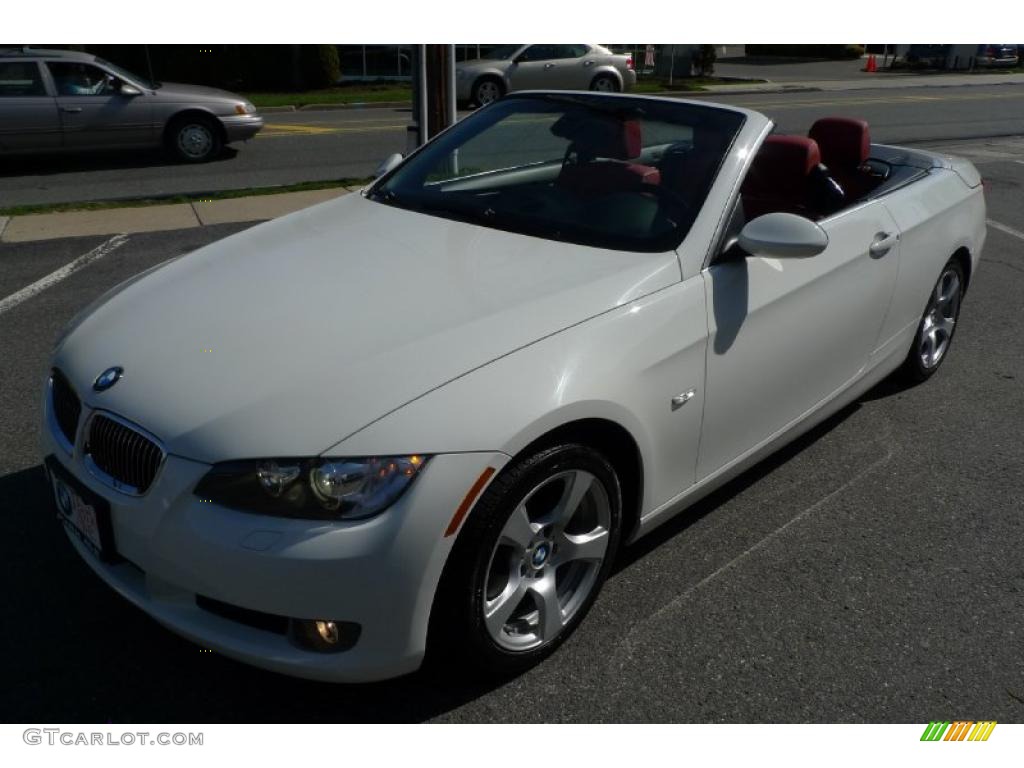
(0, 61), (60, 152)
(697, 202), (900, 479)
(508, 45), (588, 91)
(47, 61), (153, 149)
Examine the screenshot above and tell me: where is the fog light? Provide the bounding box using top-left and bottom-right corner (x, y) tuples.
(316, 620), (339, 644)
(291, 618), (361, 653)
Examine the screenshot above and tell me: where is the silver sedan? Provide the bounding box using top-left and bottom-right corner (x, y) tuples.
(0, 48), (263, 162)
(456, 44), (637, 106)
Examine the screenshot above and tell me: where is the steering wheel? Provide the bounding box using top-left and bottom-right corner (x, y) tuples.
(645, 182), (693, 220)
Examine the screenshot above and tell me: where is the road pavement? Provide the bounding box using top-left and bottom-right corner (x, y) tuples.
(4, 82), (1024, 208)
(1, 139), (1022, 723)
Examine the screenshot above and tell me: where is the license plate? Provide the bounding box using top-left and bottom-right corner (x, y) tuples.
(46, 456), (114, 561)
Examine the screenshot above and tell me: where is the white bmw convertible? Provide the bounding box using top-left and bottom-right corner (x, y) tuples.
(42, 92), (985, 682)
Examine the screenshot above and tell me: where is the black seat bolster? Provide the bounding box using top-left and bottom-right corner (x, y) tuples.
(807, 164), (846, 218)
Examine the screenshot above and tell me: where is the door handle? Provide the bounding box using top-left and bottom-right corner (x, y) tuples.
(583, 60), (595, 66)
(61, 106), (83, 113)
(869, 232), (898, 257)
(543, 63), (555, 69)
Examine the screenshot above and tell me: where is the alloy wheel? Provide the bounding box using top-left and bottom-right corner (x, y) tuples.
(919, 266), (962, 370)
(482, 469), (611, 652)
(475, 80), (501, 105)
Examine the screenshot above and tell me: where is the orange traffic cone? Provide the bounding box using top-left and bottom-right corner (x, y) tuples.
(866, 54), (877, 73)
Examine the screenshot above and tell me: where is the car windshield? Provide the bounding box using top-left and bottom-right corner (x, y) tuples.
(369, 94), (745, 252)
(484, 45), (523, 60)
(96, 58), (159, 89)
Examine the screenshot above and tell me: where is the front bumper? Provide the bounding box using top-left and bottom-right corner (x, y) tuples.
(221, 114), (264, 143)
(41, 387), (506, 682)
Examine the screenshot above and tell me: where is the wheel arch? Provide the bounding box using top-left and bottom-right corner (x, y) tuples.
(472, 73), (506, 101)
(951, 245), (972, 294)
(506, 417), (645, 543)
(590, 68), (624, 90)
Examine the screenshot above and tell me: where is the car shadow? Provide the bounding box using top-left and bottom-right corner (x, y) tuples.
(0, 147), (239, 179)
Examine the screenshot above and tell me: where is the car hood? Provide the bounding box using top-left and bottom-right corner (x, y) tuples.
(153, 81), (246, 103)
(56, 193), (679, 463)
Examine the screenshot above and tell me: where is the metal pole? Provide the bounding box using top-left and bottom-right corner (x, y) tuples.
(362, 45), (367, 78)
(418, 44), (429, 144)
(447, 44), (457, 128)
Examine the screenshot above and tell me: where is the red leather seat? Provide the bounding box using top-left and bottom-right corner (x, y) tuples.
(557, 117), (661, 197)
(808, 117), (875, 199)
(741, 135), (822, 219)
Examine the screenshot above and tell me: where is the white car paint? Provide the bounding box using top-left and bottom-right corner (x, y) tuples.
(41, 94), (985, 681)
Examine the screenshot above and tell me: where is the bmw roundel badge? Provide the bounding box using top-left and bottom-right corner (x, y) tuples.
(93, 366), (124, 392)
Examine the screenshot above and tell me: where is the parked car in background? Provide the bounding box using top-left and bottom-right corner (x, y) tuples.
(0, 48), (263, 162)
(456, 44), (636, 106)
(975, 44), (1020, 67)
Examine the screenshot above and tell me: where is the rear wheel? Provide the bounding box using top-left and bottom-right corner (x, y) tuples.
(429, 444), (621, 677)
(901, 257), (965, 383)
(167, 115), (222, 163)
(590, 74), (620, 92)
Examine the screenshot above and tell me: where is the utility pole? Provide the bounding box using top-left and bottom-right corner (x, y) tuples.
(408, 44), (458, 151)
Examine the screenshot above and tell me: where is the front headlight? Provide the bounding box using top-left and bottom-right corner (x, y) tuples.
(234, 102), (256, 115)
(194, 455), (429, 520)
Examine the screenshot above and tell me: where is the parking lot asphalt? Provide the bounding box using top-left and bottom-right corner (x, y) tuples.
(0, 143), (1022, 724)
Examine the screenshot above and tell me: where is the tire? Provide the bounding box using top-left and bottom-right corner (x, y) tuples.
(167, 115), (222, 163)
(900, 257), (966, 383)
(428, 443), (622, 678)
(472, 77), (504, 107)
(590, 74), (620, 92)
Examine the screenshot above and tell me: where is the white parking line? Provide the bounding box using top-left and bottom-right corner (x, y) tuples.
(0, 235), (128, 317)
(987, 218), (1024, 242)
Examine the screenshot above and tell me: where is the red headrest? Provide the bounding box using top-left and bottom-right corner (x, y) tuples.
(552, 114), (642, 160)
(808, 117), (870, 169)
(743, 135), (821, 196)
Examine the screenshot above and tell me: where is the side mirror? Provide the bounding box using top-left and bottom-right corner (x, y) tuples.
(737, 212), (828, 259)
(374, 153), (403, 178)
(119, 82), (142, 97)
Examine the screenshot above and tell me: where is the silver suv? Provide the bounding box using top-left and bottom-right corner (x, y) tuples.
(0, 48), (263, 162)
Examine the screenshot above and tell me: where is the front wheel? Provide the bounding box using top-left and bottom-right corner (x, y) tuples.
(167, 116), (222, 163)
(472, 77), (504, 107)
(429, 444), (622, 677)
(901, 257), (965, 383)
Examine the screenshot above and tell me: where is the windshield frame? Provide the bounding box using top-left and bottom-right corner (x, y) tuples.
(368, 93), (746, 254)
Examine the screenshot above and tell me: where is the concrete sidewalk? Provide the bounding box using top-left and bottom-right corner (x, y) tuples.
(0, 187), (357, 244)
